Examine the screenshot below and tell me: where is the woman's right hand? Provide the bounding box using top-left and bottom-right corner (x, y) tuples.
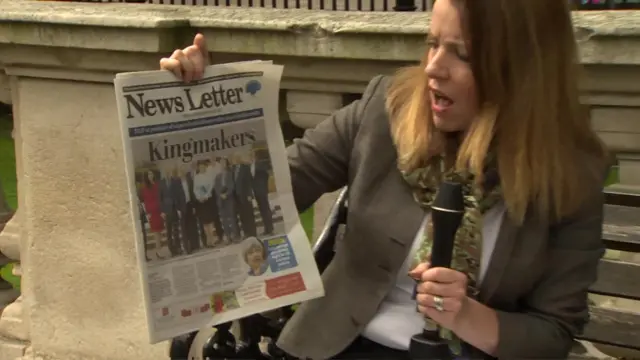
(159, 33), (209, 83)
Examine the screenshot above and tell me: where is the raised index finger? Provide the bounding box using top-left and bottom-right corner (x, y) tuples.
(194, 33), (210, 66)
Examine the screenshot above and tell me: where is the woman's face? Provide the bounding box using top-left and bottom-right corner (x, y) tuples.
(246, 245), (264, 268)
(425, 0), (478, 133)
(147, 171), (154, 181)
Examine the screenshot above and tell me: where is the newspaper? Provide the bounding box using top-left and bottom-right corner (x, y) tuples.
(113, 61), (324, 344)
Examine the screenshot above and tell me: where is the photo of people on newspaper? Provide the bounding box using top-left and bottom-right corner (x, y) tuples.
(133, 134), (284, 262)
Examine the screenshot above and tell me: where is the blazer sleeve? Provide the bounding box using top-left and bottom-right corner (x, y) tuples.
(495, 166), (607, 359)
(286, 75), (386, 212)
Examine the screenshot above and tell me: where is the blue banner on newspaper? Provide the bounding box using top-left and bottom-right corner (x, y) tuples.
(128, 108), (264, 138)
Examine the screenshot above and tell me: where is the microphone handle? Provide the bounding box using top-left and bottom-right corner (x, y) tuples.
(429, 209), (462, 269)
(411, 209), (462, 300)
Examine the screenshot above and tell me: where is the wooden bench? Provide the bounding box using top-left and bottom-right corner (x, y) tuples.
(570, 189), (640, 359)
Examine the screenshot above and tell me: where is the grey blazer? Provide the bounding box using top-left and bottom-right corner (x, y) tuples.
(277, 75), (606, 359)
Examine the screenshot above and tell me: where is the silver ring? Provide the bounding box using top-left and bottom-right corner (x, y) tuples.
(433, 295), (444, 312)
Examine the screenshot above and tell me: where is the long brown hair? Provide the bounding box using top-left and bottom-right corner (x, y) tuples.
(387, 0), (607, 224)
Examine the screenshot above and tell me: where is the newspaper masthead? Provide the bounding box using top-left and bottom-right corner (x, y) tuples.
(124, 83), (251, 119)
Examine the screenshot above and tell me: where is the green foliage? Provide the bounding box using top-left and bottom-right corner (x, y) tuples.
(0, 263), (20, 291)
(299, 206), (315, 242)
(605, 165), (619, 187)
(0, 115), (17, 210)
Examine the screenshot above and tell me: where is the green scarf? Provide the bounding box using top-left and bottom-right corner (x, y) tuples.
(401, 154), (502, 355)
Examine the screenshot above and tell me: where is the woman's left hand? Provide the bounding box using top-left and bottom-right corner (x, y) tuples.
(409, 262), (470, 331)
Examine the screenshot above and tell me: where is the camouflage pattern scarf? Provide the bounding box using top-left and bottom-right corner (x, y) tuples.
(401, 154), (502, 356)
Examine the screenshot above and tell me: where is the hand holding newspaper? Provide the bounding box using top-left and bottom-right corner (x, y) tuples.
(113, 61), (325, 343)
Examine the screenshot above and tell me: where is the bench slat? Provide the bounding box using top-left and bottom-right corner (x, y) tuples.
(602, 204), (640, 252)
(605, 188), (640, 207)
(591, 259), (640, 300)
(577, 306), (640, 350)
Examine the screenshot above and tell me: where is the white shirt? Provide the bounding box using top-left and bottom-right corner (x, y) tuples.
(193, 172), (213, 202)
(361, 203), (506, 350)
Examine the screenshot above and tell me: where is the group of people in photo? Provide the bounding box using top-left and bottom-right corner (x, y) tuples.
(136, 149), (276, 262)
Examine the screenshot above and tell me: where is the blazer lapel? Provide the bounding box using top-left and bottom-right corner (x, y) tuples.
(478, 212), (518, 303)
(380, 171), (425, 251)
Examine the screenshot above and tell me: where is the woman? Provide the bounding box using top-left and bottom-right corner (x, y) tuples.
(242, 236), (269, 276)
(214, 157), (240, 243)
(160, 0), (608, 358)
(140, 170), (165, 260)
(193, 160), (219, 247)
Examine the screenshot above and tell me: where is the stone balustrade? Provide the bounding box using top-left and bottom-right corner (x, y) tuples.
(0, 2), (639, 359)
(0, 211), (27, 360)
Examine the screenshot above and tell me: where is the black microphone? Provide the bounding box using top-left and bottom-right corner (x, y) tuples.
(202, 322), (237, 359)
(235, 315), (270, 360)
(409, 180), (464, 360)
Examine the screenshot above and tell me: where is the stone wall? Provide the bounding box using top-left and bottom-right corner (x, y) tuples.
(0, 2), (639, 359)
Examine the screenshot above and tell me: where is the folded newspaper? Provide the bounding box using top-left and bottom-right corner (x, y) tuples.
(114, 61), (325, 343)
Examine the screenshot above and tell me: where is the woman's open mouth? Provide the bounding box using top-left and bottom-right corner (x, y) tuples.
(431, 89), (454, 113)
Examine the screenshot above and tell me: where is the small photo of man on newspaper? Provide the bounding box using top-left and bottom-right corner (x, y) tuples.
(133, 126), (285, 263)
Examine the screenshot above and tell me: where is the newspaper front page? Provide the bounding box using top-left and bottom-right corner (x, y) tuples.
(113, 61), (324, 343)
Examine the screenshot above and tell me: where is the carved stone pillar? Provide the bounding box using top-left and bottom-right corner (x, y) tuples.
(0, 86), (27, 358)
(0, 2), (189, 359)
(584, 66), (640, 194)
(0, 214), (27, 360)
